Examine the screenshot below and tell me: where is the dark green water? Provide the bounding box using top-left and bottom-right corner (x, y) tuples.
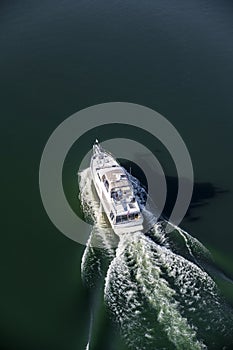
(1, 1), (233, 349)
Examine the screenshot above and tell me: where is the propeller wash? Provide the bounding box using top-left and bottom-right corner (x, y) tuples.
(79, 141), (233, 350)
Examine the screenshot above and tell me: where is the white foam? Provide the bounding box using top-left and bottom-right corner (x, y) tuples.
(79, 167), (233, 349)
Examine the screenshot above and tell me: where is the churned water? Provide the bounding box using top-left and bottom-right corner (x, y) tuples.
(80, 168), (233, 350)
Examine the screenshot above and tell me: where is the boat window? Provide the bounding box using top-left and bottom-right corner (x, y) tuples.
(111, 191), (116, 199)
(110, 211), (114, 221)
(104, 180), (109, 191)
(128, 214), (135, 220)
(121, 215), (128, 222)
(116, 215), (128, 223)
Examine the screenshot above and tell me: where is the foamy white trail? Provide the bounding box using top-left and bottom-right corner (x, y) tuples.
(79, 168), (233, 350)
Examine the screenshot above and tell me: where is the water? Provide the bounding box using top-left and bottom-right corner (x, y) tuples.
(80, 168), (233, 349)
(1, 1), (233, 349)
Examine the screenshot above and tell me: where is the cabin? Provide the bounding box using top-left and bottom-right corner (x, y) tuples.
(96, 167), (141, 225)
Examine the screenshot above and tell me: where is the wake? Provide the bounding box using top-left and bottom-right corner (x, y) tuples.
(79, 168), (233, 350)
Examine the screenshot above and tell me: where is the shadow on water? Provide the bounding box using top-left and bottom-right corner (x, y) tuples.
(119, 158), (229, 223)
(166, 176), (229, 222)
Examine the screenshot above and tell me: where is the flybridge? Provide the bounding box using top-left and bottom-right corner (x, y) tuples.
(90, 140), (143, 234)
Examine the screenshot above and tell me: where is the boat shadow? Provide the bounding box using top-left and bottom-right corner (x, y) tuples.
(119, 157), (229, 223)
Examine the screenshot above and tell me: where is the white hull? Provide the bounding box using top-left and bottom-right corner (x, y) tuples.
(90, 141), (143, 235)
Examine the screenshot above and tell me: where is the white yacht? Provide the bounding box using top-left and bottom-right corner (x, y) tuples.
(90, 140), (143, 235)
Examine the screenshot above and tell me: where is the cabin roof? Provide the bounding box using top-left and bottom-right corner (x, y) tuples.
(97, 167), (133, 190)
(105, 169), (131, 189)
(105, 168), (125, 181)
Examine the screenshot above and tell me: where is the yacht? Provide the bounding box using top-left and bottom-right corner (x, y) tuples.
(90, 140), (143, 234)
